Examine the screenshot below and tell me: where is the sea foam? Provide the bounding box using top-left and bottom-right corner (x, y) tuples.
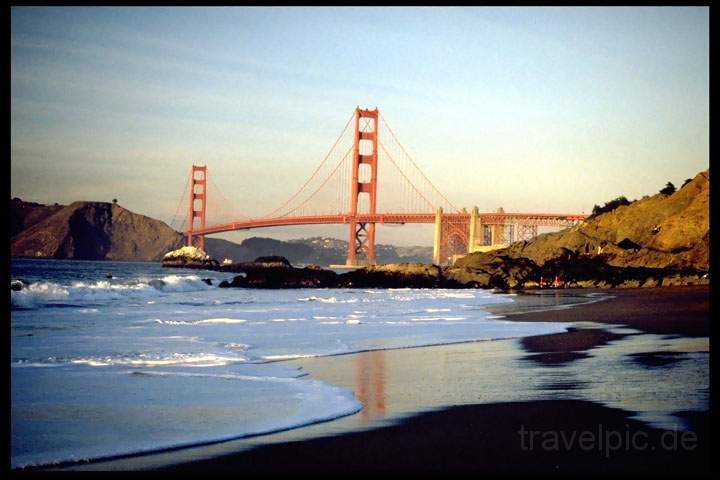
(11, 275), (211, 309)
(153, 318), (247, 326)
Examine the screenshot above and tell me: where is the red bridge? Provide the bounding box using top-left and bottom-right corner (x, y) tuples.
(174, 107), (586, 266)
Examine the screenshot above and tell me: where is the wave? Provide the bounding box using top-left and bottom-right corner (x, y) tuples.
(127, 370), (302, 383)
(262, 353), (321, 361)
(410, 316), (468, 322)
(210, 300), (256, 306)
(11, 371), (361, 470)
(153, 318), (247, 326)
(11, 360), (63, 368)
(298, 296), (358, 304)
(10, 275), (212, 309)
(435, 292), (476, 299)
(26, 352), (248, 368)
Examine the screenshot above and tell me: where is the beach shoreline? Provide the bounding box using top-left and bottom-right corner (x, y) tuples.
(52, 285), (709, 472)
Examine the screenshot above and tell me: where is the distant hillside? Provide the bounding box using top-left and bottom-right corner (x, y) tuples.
(206, 236), (432, 265)
(11, 201), (185, 261)
(285, 237), (433, 265)
(10, 199), (433, 264)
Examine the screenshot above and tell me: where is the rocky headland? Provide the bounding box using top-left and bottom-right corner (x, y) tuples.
(447, 169), (709, 289)
(11, 200), (185, 261)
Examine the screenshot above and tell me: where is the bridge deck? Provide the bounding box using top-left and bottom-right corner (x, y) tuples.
(189, 212), (586, 236)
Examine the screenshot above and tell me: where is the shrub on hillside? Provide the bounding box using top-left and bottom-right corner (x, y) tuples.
(659, 182), (676, 195)
(588, 196), (632, 220)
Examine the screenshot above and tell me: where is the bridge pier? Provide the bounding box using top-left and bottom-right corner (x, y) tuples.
(186, 164), (207, 251)
(468, 206), (478, 253)
(432, 207), (443, 265)
(347, 220), (376, 266)
(346, 107), (379, 266)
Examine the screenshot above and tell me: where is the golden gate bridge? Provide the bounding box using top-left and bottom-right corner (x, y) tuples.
(171, 107), (586, 266)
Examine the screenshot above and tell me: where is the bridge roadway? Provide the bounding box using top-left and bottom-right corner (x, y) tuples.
(189, 212), (587, 237)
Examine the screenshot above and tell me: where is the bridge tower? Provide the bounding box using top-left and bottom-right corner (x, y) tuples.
(186, 164), (207, 251)
(347, 107), (379, 266)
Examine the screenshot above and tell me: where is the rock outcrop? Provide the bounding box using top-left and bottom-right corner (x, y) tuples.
(218, 257), (338, 288)
(337, 263), (445, 288)
(215, 260), (472, 289)
(162, 246), (219, 269)
(444, 255), (539, 289)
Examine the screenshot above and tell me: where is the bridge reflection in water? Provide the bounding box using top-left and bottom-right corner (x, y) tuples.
(354, 351), (386, 422)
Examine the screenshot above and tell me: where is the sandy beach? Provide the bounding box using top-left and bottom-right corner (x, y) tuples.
(59, 285), (708, 472)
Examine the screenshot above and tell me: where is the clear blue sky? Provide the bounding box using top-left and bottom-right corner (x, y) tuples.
(11, 7), (709, 246)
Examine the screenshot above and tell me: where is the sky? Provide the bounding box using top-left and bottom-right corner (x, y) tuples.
(11, 7), (709, 246)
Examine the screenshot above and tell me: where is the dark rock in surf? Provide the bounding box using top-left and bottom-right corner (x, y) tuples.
(338, 263), (444, 289)
(219, 257), (337, 289)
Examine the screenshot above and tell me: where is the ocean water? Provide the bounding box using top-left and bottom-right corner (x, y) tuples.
(11, 259), (569, 469)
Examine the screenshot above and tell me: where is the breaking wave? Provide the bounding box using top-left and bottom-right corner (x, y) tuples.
(153, 318), (247, 326)
(299, 296), (358, 304)
(16, 352), (247, 368)
(11, 275), (212, 309)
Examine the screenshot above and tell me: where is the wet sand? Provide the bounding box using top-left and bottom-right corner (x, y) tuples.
(160, 400), (709, 473)
(500, 286), (709, 369)
(63, 286), (710, 472)
(491, 285), (710, 337)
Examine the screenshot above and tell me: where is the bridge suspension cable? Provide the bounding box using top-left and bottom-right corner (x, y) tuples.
(262, 110), (356, 219)
(206, 175), (251, 224)
(281, 145), (353, 217)
(378, 140), (437, 212)
(378, 111), (460, 213)
(169, 174), (191, 232)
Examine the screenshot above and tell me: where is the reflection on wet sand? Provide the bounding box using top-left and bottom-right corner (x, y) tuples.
(355, 351), (386, 422)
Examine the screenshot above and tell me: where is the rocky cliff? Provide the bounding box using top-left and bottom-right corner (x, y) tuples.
(11, 198), (63, 237)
